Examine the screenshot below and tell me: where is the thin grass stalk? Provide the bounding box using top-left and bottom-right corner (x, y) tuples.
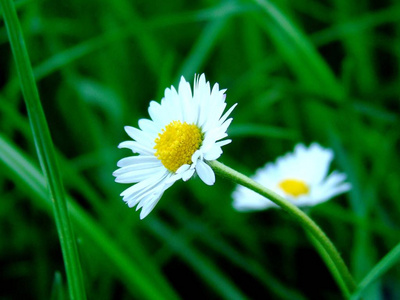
(351, 242), (400, 300)
(0, 0), (86, 298)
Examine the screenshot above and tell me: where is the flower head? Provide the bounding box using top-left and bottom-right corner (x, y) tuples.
(113, 74), (236, 219)
(232, 143), (351, 211)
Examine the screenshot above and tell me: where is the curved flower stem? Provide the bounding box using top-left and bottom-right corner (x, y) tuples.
(209, 160), (356, 297)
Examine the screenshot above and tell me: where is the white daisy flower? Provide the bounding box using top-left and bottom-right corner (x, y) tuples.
(232, 143), (351, 211)
(113, 74), (236, 219)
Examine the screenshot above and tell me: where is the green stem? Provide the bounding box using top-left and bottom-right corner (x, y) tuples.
(0, 0), (86, 299)
(209, 160), (356, 297)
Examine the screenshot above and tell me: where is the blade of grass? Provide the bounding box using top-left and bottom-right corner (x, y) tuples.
(0, 134), (180, 300)
(4, 29), (131, 100)
(0, 0), (86, 298)
(0, 0), (30, 21)
(351, 242), (400, 300)
(107, 0), (162, 76)
(332, 0), (376, 95)
(176, 12), (229, 79)
(314, 203), (400, 240)
(147, 1), (253, 28)
(311, 5), (400, 46)
(253, 0), (344, 102)
(34, 29), (130, 81)
(50, 272), (65, 300)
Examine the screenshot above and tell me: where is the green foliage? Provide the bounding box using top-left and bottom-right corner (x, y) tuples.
(1, 0), (399, 299)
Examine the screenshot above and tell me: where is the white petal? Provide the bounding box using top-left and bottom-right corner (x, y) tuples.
(116, 160), (160, 172)
(118, 141), (154, 155)
(138, 118), (159, 135)
(166, 173), (182, 184)
(124, 126), (153, 147)
(176, 164), (190, 174)
(148, 100), (162, 121)
(216, 139), (231, 148)
(164, 86), (183, 121)
(113, 160), (162, 176)
(204, 118), (232, 143)
(232, 185), (276, 211)
(218, 103), (237, 125)
(191, 150), (202, 163)
(137, 177), (175, 217)
(116, 155), (159, 168)
(196, 160), (215, 185)
(203, 145), (222, 161)
(139, 193), (163, 219)
(323, 171), (348, 188)
(148, 100), (171, 125)
(120, 170), (167, 199)
(115, 166), (165, 183)
(182, 168), (196, 181)
(179, 76), (193, 102)
(299, 143), (333, 184)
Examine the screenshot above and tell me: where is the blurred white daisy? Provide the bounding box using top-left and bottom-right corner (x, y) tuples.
(232, 143), (351, 211)
(113, 74), (236, 219)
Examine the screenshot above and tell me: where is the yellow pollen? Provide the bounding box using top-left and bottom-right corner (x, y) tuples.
(154, 121), (203, 172)
(278, 179), (309, 197)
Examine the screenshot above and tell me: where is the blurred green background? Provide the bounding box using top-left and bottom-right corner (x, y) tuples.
(1, 0), (400, 299)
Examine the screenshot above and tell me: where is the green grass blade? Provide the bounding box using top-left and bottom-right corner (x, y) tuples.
(50, 272), (66, 300)
(0, 0), (86, 298)
(253, 0), (344, 101)
(351, 242), (400, 300)
(177, 15), (228, 79)
(311, 5), (400, 46)
(0, 134), (180, 300)
(33, 30), (130, 81)
(107, 0), (162, 76)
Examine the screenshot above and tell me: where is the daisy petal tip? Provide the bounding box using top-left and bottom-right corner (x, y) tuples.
(139, 211), (148, 220)
(340, 183), (352, 193)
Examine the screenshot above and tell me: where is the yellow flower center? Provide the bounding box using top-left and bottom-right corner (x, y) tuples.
(154, 121), (203, 172)
(278, 179), (309, 197)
